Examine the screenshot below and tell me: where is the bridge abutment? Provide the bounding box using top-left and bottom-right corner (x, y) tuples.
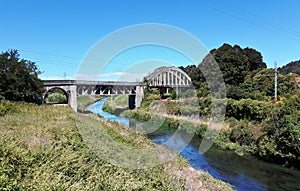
(67, 86), (77, 112)
(135, 85), (144, 108)
(43, 84), (77, 112)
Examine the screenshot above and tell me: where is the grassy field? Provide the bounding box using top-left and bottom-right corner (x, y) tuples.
(0, 100), (233, 190)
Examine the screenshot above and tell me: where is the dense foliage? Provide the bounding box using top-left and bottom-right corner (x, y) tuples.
(44, 88), (68, 103)
(0, 50), (43, 102)
(177, 43), (299, 169)
(279, 60), (300, 75)
(255, 93), (300, 168)
(209, 44), (267, 86)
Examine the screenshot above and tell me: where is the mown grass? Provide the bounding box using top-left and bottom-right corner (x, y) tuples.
(0, 101), (233, 191)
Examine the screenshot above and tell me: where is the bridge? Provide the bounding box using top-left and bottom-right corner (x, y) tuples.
(43, 66), (192, 112)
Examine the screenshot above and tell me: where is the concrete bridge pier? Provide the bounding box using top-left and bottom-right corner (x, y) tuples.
(135, 85), (144, 108)
(67, 86), (77, 112)
(43, 85), (77, 112)
(128, 86), (144, 110)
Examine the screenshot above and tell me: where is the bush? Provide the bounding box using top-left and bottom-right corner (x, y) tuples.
(229, 120), (262, 147)
(171, 90), (177, 99)
(196, 124), (208, 137)
(45, 92), (67, 103)
(255, 107), (300, 169)
(226, 98), (273, 122)
(0, 100), (15, 116)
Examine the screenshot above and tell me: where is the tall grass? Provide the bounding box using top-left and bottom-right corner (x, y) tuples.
(0, 101), (233, 191)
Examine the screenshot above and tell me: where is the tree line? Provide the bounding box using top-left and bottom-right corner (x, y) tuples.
(180, 43), (300, 169)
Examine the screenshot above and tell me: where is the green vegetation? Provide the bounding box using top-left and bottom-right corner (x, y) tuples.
(0, 100), (15, 116)
(103, 43), (300, 170)
(0, 50), (43, 102)
(0, 101), (233, 190)
(77, 95), (103, 113)
(44, 88), (68, 104)
(102, 95), (128, 114)
(279, 60), (300, 75)
(180, 43), (300, 169)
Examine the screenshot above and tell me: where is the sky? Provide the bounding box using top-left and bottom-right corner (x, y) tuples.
(0, 0), (299, 81)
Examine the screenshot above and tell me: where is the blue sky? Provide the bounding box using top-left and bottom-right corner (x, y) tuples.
(0, 0), (299, 80)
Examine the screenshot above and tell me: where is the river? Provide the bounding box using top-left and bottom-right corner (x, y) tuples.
(87, 98), (300, 191)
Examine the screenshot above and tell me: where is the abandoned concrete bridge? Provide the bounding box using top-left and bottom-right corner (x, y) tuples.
(43, 66), (192, 112)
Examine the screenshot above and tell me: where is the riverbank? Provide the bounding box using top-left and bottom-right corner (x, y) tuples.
(97, 97), (300, 191)
(77, 95), (103, 113)
(0, 100), (233, 190)
(102, 95), (300, 170)
(102, 96), (240, 151)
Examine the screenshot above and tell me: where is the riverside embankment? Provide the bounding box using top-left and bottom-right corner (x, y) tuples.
(0, 100), (233, 190)
(97, 97), (300, 191)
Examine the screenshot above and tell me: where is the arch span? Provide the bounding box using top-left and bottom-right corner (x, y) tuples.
(43, 83), (77, 111)
(146, 66), (192, 87)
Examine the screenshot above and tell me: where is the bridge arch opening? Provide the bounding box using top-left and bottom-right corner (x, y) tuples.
(44, 87), (69, 104)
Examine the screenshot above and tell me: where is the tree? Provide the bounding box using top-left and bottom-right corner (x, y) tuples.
(0, 50), (43, 102)
(279, 60), (300, 75)
(256, 102), (300, 169)
(179, 65), (204, 89)
(208, 43), (267, 86)
(180, 44), (267, 98)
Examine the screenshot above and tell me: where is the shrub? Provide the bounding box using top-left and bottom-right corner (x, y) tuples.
(256, 107), (300, 169)
(229, 120), (262, 146)
(0, 100), (15, 116)
(45, 92), (67, 103)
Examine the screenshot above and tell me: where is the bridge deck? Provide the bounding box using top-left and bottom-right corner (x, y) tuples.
(43, 80), (141, 86)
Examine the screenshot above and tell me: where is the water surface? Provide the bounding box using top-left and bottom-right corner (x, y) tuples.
(87, 98), (300, 191)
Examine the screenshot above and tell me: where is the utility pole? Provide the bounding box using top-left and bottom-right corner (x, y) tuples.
(274, 61), (278, 103)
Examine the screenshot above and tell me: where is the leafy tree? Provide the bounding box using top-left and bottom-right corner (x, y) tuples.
(241, 69), (298, 98)
(256, 101), (300, 169)
(179, 65), (204, 89)
(0, 50), (43, 102)
(279, 60), (300, 75)
(209, 44), (267, 86)
(180, 43), (267, 99)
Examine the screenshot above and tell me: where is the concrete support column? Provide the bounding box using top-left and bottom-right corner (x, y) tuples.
(68, 85), (77, 112)
(180, 72), (183, 85)
(135, 85), (144, 108)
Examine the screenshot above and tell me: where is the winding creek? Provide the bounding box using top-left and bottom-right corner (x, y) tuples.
(87, 98), (300, 191)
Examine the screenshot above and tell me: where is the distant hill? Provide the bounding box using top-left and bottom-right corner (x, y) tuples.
(279, 60), (300, 75)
